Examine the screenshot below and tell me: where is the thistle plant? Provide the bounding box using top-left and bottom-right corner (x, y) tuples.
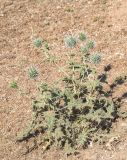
(17, 32), (126, 155)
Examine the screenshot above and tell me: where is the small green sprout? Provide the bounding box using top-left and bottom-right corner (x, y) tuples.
(10, 81), (18, 89)
(79, 32), (87, 41)
(33, 38), (43, 48)
(86, 40), (95, 49)
(90, 53), (101, 64)
(64, 36), (77, 48)
(28, 67), (38, 79)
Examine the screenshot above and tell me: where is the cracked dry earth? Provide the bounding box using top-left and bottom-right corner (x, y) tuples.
(0, 0), (127, 159)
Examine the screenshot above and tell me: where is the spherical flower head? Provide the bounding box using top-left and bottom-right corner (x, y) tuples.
(79, 32), (87, 41)
(80, 46), (88, 54)
(87, 40), (95, 49)
(34, 38), (43, 48)
(90, 53), (101, 64)
(64, 36), (77, 48)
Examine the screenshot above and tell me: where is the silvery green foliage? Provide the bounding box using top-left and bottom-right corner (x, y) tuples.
(28, 67), (38, 79)
(64, 36), (77, 48)
(90, 53), (101, 64)
(18, 32), (124, 155)
(34, 38), (43, 48)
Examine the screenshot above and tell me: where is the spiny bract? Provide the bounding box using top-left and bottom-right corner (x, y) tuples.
(28, 66), (38, 79)
(64, 36), (77, 48)
(34, 38), (43, 48)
